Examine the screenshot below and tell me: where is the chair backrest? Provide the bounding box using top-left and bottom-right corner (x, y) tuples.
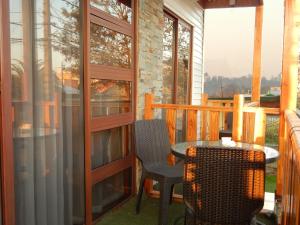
(134, 119), (171, 165)
(184, 146), (265, 224)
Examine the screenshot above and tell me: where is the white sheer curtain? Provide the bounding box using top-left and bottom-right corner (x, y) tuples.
(10, 0), (85, 225)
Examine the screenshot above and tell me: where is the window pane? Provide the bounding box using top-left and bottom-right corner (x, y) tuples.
(92, 168), (132, 219)
(90, 0), (132, 23)
(91, 126), (131, 169)
(90, 23), (132, 68)
(10, 0), (85, 224)
(176, 23), (191, 104)
(162, 15), (175, 104)
(90, 79), (131, 117)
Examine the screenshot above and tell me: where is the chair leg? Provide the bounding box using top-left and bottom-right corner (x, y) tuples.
(169, 184), (174, 204)
(158, 181), (172, 225)
(136, 172), (146, 214)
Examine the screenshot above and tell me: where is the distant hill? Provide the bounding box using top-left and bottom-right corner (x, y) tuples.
(204, 73), (281, 98)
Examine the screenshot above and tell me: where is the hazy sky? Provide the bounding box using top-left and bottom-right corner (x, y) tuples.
(204, 0), (284, 78)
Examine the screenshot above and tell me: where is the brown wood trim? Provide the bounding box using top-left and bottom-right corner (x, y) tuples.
(132, 0), (138, 195)
(202, 0), (263, 9)
(174, 16), (179, 103)
(90, 14), (133, 37)
(91, 113), (134, 132)
(83, 0), (93, 224)
(164, 7), (193, 28)
(278, 0), (299, 197)
(243, 107), (280, 115)
(188, 25), (194, 105)
(163, 8), (193, 104)
(90, 64), (134, 81)
(91, 155), (133, 185)
(0, 0), (16, 224)
(251, 5), (263, 102)
(90, 6), (133, 32)
(152, 103), (234, 112)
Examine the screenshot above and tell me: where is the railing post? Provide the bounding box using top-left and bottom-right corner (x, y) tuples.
(144, 93), (154, 120)
(201, 93), (208, 140)
(232, 94), (244, 142)
(166, 109), (176, 165)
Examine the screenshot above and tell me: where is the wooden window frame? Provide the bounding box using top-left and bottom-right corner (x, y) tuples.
(163, 8), (194, 105)
(0, 0), (16, 224)
(84, 1), (137, 224)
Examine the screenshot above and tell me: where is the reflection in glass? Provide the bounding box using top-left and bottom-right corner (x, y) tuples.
(90, 0), (132, 23)
(176, 23), (191, 105)
(91, 126), (131, 169)
(90, 23), (132, 68)
(10, 0), (85, 224)
(91, 79), (131, 117)
(162, 15), (175, 104)
(176, 23), (191, 142)
(92, 168), (132, 219)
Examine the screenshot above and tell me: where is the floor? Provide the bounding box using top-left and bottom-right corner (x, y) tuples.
(96, 195), (277, 225)
(96, 196), (184, 225)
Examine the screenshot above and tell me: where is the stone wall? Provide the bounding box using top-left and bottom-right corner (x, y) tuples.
(136, 0), (165, 119)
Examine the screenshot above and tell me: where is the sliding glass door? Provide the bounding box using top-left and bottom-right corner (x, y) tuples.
(88, 0), (135, 222)
(9, 0), (85, 224)
(1, 1), (135, 224)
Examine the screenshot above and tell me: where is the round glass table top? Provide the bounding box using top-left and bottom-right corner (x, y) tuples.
(171, 140), (279, 164)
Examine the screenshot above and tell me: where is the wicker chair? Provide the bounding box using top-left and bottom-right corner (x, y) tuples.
(183, 146), (266, 225)
(134, 119), (183, 225)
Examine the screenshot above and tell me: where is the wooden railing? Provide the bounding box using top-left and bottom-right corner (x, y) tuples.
(143, 93), (280, 198)
(145, 93), (279, 144)
(280, 110), (300, 225)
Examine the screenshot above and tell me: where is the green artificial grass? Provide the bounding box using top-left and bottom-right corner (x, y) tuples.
(96, 196), (184, 225)
(96, 195), (276, 225)
(265, 175), (277, 193)
(96, 176), (277, 225)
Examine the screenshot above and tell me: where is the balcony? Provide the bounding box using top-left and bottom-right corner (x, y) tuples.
(0, 0), (300, 225)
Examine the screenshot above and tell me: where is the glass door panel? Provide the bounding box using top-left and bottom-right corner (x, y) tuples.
(176, 23), (191, 105)
(91, 125), (131, 169)
(92, 168), (132, 219)
(162, 15), (176, 104)
(88, 0), (135, 222)
(90, 0), (133, 24)
(9, 0), (85, 225)
(90, 23), (132, 68)
(90, 79), (132, 117)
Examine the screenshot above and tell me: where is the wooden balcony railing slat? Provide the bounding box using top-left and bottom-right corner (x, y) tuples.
(201, 93), (208, 140)
(209, 110), (220, 141)
(232, 95), (244, 142)
(187, 110), (198, 141)
(151, 103), (233, 112)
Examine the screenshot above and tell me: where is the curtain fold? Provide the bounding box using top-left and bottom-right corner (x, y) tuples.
(10, 0), (85, 225)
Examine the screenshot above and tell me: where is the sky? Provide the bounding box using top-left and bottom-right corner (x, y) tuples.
(204, 0), (284, 79)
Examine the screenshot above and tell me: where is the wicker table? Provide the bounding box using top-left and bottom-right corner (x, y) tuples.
(171, 140), (279, 164)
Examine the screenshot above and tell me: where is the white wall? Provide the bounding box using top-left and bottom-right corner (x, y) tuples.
(164, 0), (204, 105)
